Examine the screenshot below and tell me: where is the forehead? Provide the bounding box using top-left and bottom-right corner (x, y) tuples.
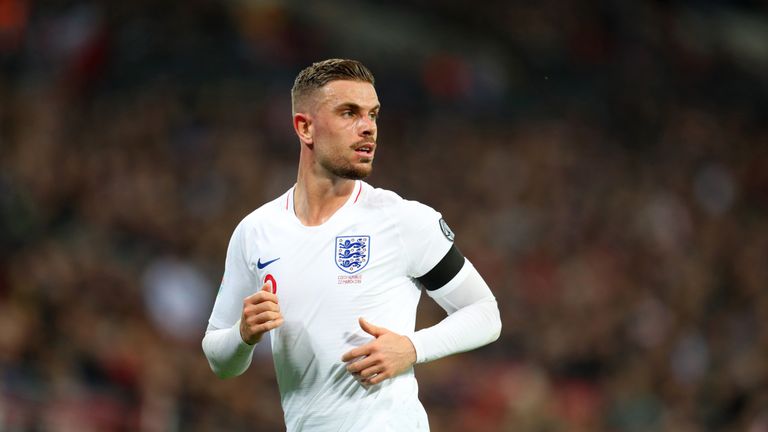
(315, 80), (379, 110)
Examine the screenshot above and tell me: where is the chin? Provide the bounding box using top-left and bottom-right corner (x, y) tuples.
(346, 169), (372, 180)
(337, 166), (372, 180)
(322, 158), (373, 180)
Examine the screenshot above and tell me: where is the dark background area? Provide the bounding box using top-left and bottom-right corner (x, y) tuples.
(1, 0), (768, 430)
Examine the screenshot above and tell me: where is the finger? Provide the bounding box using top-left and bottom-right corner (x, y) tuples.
(251, 315), (284, 331)
(341, 344), (373, 362)
(260, 317), (283, 332)
(246, 311), (282, 326)
(243, 290), (278, 305)
(358, 364), (383, 379)
(359, 317), (385, 337)
(365, 371), (388, 385)
(346, 354), (377, 374)
(241, 314), (283, 344)
(248, 317), (284, 337)
(262, 281), (273, 293)
(244, 301), (280, 315)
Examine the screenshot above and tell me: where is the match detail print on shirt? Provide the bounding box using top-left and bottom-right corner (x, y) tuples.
(439, 218), (455, 242)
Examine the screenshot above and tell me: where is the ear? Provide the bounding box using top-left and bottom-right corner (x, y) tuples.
(293, 113), (313, 147)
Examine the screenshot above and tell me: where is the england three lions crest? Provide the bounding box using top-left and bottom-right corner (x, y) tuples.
(336, 235), (370, 274)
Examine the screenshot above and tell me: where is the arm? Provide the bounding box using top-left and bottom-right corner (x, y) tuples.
(202, 282), (283, 378)
(342, 256), (501, 385)
(202, 321), (256, 378)
(408, 258), (501, 363)
(343, 206), (501, 385)
(202, 220), (283, 379)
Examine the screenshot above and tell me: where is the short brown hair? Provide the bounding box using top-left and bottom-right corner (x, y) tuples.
(291, 59), (375, 114)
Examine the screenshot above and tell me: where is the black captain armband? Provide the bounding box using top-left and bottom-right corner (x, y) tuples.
(417, 244), (465, 291)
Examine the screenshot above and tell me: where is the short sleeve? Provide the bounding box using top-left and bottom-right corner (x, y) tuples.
(208, 222), (259, 329)
(397, 200), (455, 278)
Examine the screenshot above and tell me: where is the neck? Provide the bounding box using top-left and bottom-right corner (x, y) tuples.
(293, 166), (357, 226)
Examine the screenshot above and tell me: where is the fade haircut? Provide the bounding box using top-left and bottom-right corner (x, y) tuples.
(291, 59), (375, 114)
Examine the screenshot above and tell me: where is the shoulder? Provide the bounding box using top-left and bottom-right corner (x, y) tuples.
(357, 182), (442, 234)
(358, 182), (437, 215)
(235, 188), (292, 233)
(357, 182), (403, 208)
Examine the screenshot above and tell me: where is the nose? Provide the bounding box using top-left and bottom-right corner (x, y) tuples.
(358, 116), (376, 138)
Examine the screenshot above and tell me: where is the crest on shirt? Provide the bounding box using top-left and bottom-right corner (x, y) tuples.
(335, 235), (370, 274)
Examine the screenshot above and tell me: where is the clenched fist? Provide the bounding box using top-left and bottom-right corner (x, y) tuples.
(240, 281), (283, 345)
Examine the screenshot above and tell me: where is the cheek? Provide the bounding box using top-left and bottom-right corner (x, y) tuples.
(313, 115), (358, 152)
(316, 119), (344, 136)
(319, 121), (355, 144)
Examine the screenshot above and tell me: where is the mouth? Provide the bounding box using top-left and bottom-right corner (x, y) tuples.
(353, 142), (375, 158)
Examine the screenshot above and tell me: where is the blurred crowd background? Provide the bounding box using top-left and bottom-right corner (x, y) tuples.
(1, 0), (768, 431)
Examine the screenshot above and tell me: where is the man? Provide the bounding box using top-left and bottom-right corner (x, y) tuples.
(202, 59), (501, 431)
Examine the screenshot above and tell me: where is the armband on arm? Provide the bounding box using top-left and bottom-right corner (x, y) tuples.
(408, 254), (501, 364)
(416, 244), (465, 291)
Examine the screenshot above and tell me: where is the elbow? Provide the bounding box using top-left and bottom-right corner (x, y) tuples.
(490, 318), (501, 343)
(204, 353), (246, 379)
(209, 362), (241, 379)
(201, 334), (247, 379)
(487, 299), (502, 343)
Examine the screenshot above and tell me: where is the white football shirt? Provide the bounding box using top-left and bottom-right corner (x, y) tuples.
(208, 180), (454, 431)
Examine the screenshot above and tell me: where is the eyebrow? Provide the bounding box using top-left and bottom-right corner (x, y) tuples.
(335, 102), (381, 112)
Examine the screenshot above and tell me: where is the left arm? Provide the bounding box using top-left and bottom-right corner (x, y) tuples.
(343, 205), (500, 385)
(408, 258), (501, 362)
(342, 256), (501, 385)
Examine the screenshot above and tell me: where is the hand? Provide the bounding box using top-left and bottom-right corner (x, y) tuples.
(341, 318), (417, 386)
(239, 281), (283, 345)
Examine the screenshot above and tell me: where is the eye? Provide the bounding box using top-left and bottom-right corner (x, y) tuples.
(369, 112), (379, 121)
(341, 110), (354, 118)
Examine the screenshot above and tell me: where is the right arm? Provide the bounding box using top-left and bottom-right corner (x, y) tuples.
(202, 222), (283, 378)
(202, 321), (255, 379)
(202, 282), (283, 378)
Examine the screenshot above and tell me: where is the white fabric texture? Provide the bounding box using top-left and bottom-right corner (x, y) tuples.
(202, 319), (255, 378)
(407, 259), (501, 364)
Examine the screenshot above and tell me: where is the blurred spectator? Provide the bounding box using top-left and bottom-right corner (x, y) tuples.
(141, 256), (212, 344)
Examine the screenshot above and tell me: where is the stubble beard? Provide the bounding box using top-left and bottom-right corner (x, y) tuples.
(323, 158), (373, 180)
(316, 139), (376, 180)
